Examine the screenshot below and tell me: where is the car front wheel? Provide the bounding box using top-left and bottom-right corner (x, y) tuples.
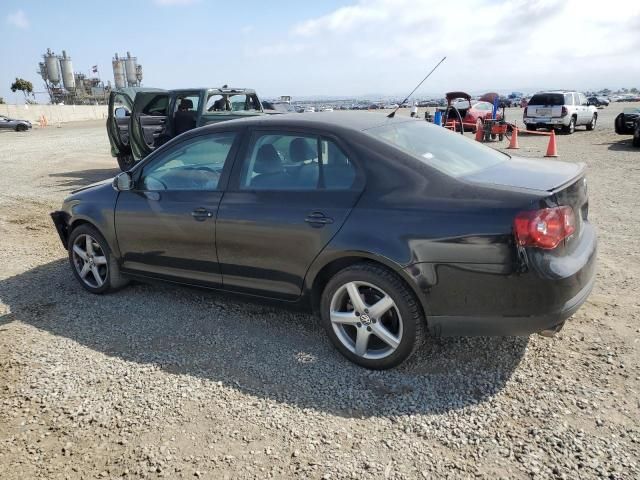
(320, 263), (425, 369)
(117, 154), (135, 172)
(68, 224), (129, 294)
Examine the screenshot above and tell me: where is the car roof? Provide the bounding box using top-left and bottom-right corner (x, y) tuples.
(198, 111), (414, 133)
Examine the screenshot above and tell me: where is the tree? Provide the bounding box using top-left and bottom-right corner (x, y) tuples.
(10, 77), (34, 101)
(0, 97), (5, 104)
(631, 87), (639, 94)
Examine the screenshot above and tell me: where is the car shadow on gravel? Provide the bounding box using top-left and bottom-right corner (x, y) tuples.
(49, 168), (120, 189)
(0, 259), (528, 418)
(601, 139), (639, 151)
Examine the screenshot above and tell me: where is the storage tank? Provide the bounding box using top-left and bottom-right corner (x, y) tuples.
(112, 53), (126, 89)
(44, 49), (60, 85)
(124, 51), (138, 86)
(60, 50), (75, 90)
(135, 64), (143, 85)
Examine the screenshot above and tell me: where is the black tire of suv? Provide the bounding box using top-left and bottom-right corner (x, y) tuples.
(526, 124), (536, 132)
(562, 117), (576, 135)
(633, 124), (640, 148)
(15, 124), (27, 132)
(320, 262), (426, 370)
(586, 115), (597, 131)
(117, 154), (135, 172)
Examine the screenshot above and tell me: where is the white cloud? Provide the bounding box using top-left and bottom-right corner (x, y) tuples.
(6, 10), (29, 29)
(252, 0), (640, 94)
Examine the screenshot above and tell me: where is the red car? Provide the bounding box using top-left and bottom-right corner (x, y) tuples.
(463, 101), (502, 130)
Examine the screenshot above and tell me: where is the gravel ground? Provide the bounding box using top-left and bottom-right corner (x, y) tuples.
(0, 106), (639, 479)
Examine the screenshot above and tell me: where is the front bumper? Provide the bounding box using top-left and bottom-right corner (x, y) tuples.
(50, 211), (70, 248)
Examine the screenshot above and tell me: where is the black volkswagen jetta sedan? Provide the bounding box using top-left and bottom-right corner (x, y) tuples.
(51, 112), (597, 369)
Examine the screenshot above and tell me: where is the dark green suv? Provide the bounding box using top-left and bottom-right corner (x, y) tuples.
(107, 87), (264, 171)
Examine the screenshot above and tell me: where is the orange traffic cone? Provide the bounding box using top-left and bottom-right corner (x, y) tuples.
(507, 125), (520, 149)
(545, 130), (558, 157)
(475, 119), (483, 141)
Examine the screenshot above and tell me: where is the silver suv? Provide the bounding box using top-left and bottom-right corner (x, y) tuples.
(523, 90), (598, 134)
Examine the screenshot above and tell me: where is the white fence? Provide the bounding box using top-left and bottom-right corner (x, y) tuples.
(0, 104), (108, 125)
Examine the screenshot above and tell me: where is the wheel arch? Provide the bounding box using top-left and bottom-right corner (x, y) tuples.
(306, 253), (428, 321)
(67, 216), (118, 256)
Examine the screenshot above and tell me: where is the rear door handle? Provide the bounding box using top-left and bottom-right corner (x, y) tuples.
(305, 211), (334, 227)
(191, 208), (213, 221)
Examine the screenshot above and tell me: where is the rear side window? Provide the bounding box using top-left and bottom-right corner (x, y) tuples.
(529, 94), (565, 106)
(564, 93), (574, 105)
(239, 133), (355, 190)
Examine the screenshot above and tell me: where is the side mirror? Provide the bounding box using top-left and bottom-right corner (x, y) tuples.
(112, 172), (133, 191)
(114, 107), (127, 118)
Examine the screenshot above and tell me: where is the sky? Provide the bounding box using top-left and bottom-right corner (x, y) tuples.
(1, 0), (639, 104)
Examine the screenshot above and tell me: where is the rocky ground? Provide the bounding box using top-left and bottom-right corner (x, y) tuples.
(0, 106), (639, 479)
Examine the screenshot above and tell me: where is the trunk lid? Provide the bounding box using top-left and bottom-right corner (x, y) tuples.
(527, 93), (566, 118)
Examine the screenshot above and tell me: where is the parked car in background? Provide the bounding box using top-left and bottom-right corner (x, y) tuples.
(523, 91), (598, 134)
(463, 101), (503, 127)
(588, 96), (610, 107)
(614, 107), (640, 147)
(52, 112), (596, 369)
(107, 86), (264, 170)
(0, 114), (32, 132)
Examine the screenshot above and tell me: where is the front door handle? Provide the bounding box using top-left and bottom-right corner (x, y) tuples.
(305, 211), (334, 227)
(191, 208), (213, 221)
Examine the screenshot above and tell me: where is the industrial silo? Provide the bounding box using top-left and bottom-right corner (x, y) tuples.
(124, 52), (138, 87)
(44, 48), (61, 85)
(112, 53), (126, 89)
(60, 50), (76, 90)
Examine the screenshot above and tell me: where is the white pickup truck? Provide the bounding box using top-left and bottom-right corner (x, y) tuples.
(523, 90), (598, 134)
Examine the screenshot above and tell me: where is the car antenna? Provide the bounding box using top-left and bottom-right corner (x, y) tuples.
(387, 56), (447, 118)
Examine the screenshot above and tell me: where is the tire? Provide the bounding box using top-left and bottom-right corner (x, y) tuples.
(15, 124), (28, 132)
(320, 263), (425, 369)
(526, 124), (536, 132)
(586, 114), (596, 131)
(67, 224), (129, 294)
(633, 125), (640, 148)
(117, 154), (135, 172)
(562, 116), (576, 134)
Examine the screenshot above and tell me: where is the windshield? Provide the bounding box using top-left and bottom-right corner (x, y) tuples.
(205, 93), (260, 112)
(528, 93), (564, 106)
(366, 120), (509, 177)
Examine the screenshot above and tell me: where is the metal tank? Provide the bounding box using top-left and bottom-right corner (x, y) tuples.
(44, 48), (61, 85)
(135, 64), (143, 85)
(124, 52), (138, 86)
(112, 53), (126, 89)
(60, 50), (75, 90)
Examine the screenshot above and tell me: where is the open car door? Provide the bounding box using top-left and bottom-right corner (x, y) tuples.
(130, 90), (170, 160)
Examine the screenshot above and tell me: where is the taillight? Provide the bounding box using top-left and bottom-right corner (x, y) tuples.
(524, 106), (528, 116)
(561, 106), (568, 117)
(514, 206), (576, 249)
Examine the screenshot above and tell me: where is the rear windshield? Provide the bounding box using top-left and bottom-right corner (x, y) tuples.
(528, 93), (565, 106)
(366, 120), (509, 177)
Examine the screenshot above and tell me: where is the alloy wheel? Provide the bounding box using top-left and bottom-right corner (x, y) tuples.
(329, 281), (403, 360)
(71, 234), (108, 288)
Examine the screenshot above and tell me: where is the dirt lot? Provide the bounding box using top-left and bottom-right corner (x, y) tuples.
(1, 106), (639, 479)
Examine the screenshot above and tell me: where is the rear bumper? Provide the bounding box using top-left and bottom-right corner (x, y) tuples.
(405, 223), (597, 337)
(524, 116), (569, 127)
(427, 272), (594, 336)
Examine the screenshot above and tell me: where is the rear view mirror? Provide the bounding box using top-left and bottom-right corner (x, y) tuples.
(113, 172), (133, 191)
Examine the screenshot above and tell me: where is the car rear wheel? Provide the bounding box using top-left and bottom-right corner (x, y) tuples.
(562, 117), (576, 134)
(633, 124), (640, 148)
(117, 154), (135, 172)
(586, 114), (596, 131)
(320, 263), (425, 369)
(526, 124), (536, 132)
(68, 224), (129, 294)
(15, 124), (28, 132)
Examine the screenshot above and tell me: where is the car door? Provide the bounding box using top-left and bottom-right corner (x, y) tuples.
(578, 93), (591, 124)
(107, 91), (135, 157)
(216, 129), (363, 300)
(114, 130), (241, 286)
(130, 91), (170, 160)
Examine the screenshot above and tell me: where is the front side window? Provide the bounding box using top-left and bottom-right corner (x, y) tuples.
(366, 120), (508, 178)
(239, 133), (355, 190)
(141, 133), (236, 191)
